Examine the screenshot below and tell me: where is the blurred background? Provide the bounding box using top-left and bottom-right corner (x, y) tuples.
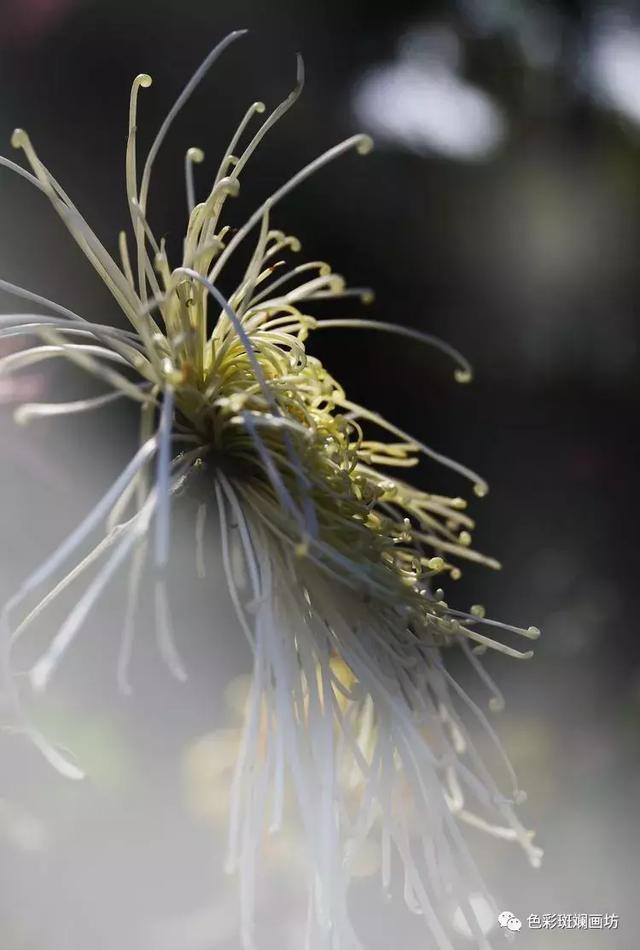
(1, 0), (639, 947)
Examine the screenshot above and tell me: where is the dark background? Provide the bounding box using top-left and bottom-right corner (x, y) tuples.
(1, 1), (639, 948)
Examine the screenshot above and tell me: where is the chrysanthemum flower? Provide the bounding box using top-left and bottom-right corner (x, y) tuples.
(0, 31), (542, 949)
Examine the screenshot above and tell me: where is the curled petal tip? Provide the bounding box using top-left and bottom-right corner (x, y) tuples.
(220, 176), (240, 198)
(52, 759), (85, 782)
(187, 146), (205, 163)
(11, 128), (28, 149)
(32, 732), (85, 781)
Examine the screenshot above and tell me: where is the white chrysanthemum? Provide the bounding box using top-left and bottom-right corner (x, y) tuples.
(0, 31), (542, 950)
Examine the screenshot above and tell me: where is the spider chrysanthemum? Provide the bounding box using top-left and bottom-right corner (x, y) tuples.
(0, 31), (542, 950)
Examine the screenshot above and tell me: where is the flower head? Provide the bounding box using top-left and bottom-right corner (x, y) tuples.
(1, 31), (541, 949)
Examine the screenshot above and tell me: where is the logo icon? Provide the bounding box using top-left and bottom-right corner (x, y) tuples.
(498, 911), (523, 933)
